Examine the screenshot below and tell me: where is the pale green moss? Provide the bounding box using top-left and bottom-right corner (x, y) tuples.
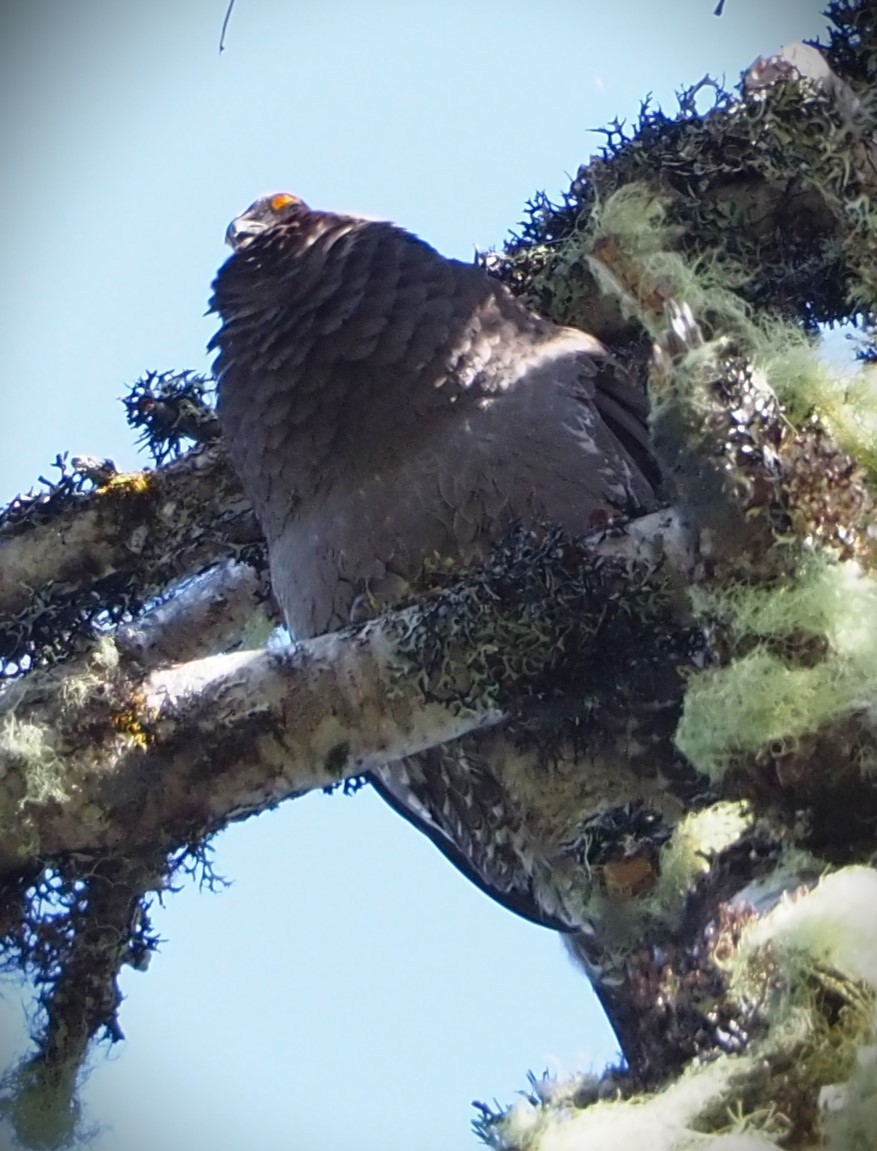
(0, 1057), (83, 1151)
(495, 1057), (783, 1151)
(741, 867), (877, 992)
(590, 184), (680, 256)
(761, 343), (877, 481)
(678, 561), (877, 779)
(490, 878), (877, 1151)
(677, 650), (850, 779)
(586, 185), (756, 342)
(0, 714), (67, 805)
(730, 868), (877, 1150)
(650, 803), (753, 913)
(586, 185), (877, 489)
(693, 557), (877, 654)
(90, 633), (120, 671)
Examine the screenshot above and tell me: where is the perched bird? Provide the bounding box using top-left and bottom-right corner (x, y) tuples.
(210, 193), (662, 931)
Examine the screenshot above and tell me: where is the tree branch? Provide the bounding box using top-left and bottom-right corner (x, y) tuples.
(115, 558), (274, 671)
(0, 445), (263, 672)
(0, 510), (690, 879)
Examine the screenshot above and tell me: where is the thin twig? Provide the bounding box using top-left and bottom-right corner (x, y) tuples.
(217, 0), (233, 53)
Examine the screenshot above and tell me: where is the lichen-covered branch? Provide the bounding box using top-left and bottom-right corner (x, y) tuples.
(0, 444), (263, 675)
(490, 4), (877, 345)
(0, 508), (695, 1146)
(0, 852), (166, 1151)
(0, 603), (500, 878)
(480, 867), (877, 1151)
(0, 515), (691, 877)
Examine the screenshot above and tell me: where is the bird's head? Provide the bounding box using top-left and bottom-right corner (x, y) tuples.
(224, 192), (307, 251)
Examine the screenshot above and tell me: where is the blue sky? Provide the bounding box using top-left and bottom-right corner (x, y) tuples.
(0, 1), (828, 1148)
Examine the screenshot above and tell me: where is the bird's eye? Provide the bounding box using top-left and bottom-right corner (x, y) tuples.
(269, 193), (299, 213)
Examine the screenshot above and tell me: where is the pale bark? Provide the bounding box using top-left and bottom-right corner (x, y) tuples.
(0, 604), (499, 877)
(0, 444), (258, 622)
(114, 558), (274, 670)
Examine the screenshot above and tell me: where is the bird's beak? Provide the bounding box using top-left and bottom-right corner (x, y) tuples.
(225, 215), (270, 251)
(225, 216), (248, 250)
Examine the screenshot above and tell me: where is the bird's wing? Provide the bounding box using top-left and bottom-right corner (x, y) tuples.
(369, 747), (576, 932)
(590, 356), (663, 493)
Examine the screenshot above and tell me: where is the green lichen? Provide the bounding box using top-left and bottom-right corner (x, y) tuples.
(586, 183), (757, 343)
(386, 526), (691, 742)
(497, 8), (877, 335)
(651, 802), (753, 911)
(0, 1058), (84, 1151)
(481, 871), (877, 1151)
(678, 650), (851, 780)
(0, 714), (67, 806)
(678, 560), (877, 780)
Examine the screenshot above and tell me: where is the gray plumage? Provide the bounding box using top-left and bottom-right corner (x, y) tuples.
(210, 193), (661, 929)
